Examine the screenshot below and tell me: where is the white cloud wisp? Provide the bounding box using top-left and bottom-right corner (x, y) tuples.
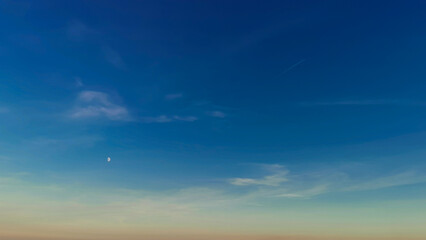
(70, 91), (130, 121)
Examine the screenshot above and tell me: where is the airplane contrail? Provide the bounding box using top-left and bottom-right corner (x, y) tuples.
(274, 59), (306, 79)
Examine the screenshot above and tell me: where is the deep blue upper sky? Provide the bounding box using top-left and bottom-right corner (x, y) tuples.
(1, 0), (426, 191)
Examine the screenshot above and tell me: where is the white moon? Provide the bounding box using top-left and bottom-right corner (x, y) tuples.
(107, 157), (111, 162)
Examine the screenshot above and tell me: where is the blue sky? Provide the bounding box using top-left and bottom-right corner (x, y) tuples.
(1, 1), (426, 239)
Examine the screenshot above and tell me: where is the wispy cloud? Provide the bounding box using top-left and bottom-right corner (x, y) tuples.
(229, 164), (288, 187)
(228, 163), (426, 199)
(141, 115), (198, 123)
(69, 91), (199, 123)
(206, 111), (226, 118)
(0, 106), (9, 114)
(67, 20), (94, 41)
(75, 77), (84, 88)
(343, 171), (426, 192)
(70, 91), (131, 121)
(165, 93), (183, 100)
(141, 115), (173, 123)
(102, 45), (126, 70)
(274, 184), (330, 198)
(172, 115), (198, 122)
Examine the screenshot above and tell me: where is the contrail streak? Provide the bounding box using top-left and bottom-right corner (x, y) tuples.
(274, 59), (305, 79)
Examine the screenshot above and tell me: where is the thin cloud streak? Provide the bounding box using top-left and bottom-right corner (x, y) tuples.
(141, 115), (198, 123)
(343, 171), (426, 192)
(102, 45), (126, 70)
(173, 115), (198, 122)
(75, 77), (84, 88)
(140, 115), (173, 123)
(274, 184), (330, 198)
(229, 164), (288, 187)
(70, 91), (199, 123)
(0, 106), (9, 114)
(67, 20), (95, 41)
(229, 164), (426, 199)
(165, 93), (183, 100)
(70, 90), (131, 121)
(206, 111), (226, 118)
(272, 59), (305, 80)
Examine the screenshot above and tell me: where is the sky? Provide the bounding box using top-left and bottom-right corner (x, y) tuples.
(1, 0), (426, 239)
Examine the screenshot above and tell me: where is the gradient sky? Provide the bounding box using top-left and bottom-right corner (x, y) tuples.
(1, 1), (426, 239)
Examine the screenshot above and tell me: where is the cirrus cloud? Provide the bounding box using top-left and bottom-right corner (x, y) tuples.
(229, 164), (289, 187)
(206, 111), (226, 118)
(141, 115), (198, 123)
(70, 91), (131, 121)
(165, 93), (183, 100)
